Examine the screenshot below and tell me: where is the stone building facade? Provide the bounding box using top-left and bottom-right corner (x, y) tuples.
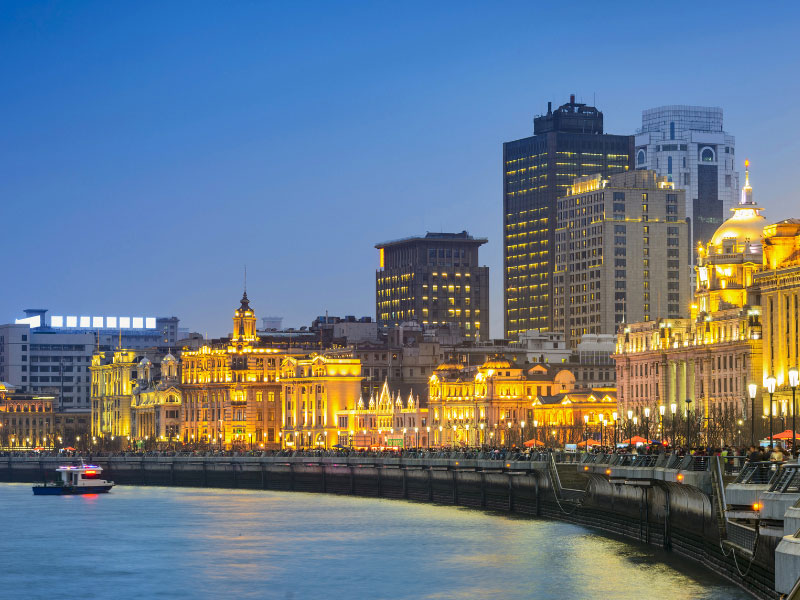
(0, 382), (55, 448)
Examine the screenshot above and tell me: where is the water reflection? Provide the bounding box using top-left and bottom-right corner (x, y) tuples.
(0, 484), (750, 600)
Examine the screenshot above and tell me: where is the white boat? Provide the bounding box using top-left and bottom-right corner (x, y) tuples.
(32, 462), (114, 495)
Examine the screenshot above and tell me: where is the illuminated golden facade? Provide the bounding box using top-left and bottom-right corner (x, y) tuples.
(334, 381), (429, 448)
(130, 354), (182, 443)
(180, 292), (283, 449)
(755, 218), (800, 413)
(614, 162), (767, 425)
(280, 352), (362, 448)
(0, 382), (55, 448)
(532, 388), (617, 445)
(91, 349), (137, 440)
(427, 357), (575, 447)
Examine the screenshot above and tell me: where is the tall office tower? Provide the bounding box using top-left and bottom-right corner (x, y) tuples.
(635, 106), (739, 256)
(554, 171), (690, 349)
(375, 231), (489, 340)
(504, 95), (634, 339)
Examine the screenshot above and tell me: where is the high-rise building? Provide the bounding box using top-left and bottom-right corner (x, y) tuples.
(635, 106), (739, 255)
(504, 95), (634, 339)
(375, 231), (489, 340)
(0, 308), (180, 412)
(554, 170), (690, 348)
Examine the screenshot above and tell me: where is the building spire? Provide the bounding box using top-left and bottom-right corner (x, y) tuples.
(740, 159), (753, 205)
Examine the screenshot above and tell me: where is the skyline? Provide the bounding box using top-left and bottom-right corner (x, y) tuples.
(3, 1), (800, 337)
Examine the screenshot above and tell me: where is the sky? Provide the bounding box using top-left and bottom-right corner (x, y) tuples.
(2, 1), (800, 338)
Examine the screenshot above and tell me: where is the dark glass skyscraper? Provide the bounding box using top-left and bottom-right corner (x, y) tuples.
(503, 96), (634, 339)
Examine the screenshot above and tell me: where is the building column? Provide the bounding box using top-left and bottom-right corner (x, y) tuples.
(677, 360), (686, 409)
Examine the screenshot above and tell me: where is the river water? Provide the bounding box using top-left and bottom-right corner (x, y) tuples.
(1, 483), (751, 599)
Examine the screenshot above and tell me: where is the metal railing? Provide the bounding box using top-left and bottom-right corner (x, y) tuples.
(767, 464), (800, 494)
(733, 461), (782, 485)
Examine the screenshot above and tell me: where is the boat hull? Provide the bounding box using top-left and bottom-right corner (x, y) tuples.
(32, 484), (114, 495)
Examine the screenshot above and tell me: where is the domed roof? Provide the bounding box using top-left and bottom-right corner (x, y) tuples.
(710, 207), (766, 247)
(162, 353), (177, 363)
(482, 356), (512, 369)
(435, 361), (464, 371)
(139, 357), (152, 367)
(710, 160), (766, 248)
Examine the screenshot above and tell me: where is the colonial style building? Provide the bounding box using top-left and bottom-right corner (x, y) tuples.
(334, 380), (429, 448)
(756, 218), (800, 416)
(180, 292), (283, 449)
(90, 349), (138, 440)
(0, 382), (55, 448)
(614, 162), (766, 431)
(130, 353), (182, 444)
(532, 388), (618, 446)
(280, 351), (362, 449)
(427, 357), (576, 447)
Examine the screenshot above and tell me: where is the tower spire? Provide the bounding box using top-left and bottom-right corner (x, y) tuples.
(741, 159), (753, 205)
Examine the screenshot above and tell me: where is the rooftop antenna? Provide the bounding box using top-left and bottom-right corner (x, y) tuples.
(244, 265), (247, 294)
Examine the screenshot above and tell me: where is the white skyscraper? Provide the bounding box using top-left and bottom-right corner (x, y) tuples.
(634, 106), (739, 260)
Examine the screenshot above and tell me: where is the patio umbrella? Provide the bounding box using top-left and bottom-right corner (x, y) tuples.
(619, 435), (652, 445)
(62, 447), (77, 451)
(576, 439), (601, 447)
(523, 438), (544, 447)
(770, 429), (800, 440)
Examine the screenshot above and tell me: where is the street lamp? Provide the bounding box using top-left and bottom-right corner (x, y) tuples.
(748, 383), (758, 447)
(520, 421), (525, 449)
(766, 376), (777, 449)
(426, 426), (430, 449)
(789, 367), (799, 458)
(533, 420), (538, 448)
(583, 414), (589, 448)
(644, 407), (651, 443)
(670, 403), (677, 448)
(685, 399), (693, 448)
(659, 405), (666, 444)
(612, 412), (618, 447)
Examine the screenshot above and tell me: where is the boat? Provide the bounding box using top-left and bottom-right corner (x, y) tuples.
(32, 462), (114, 495)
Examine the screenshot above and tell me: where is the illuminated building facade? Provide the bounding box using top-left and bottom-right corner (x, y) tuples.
(427, 357), (576, 447)
(504, 95), (634, 338)
(532, 388), (617, 446)
(130, 353), (182, 443)
(1, 309), (179, 411)
(635, 106), (739, 253)
(614, 163), (766, 428)
(755, 218), (800, 415)
(180, 293), (283, 449)
(334, 380), (428, 448)
(90, 349), (138, 440)
(554, 170), (689, 348)
(0, 382), (55, 448)
(375, 231), (489, 339)
(280, 352), (362, 448)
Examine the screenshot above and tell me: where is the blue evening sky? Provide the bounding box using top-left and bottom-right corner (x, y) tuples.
(2, 1), (799, 337)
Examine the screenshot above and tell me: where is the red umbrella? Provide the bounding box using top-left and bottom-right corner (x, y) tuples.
(524, 438), (545, 447)
(619, 435), (652, 445)
(769, 430), (800, 440)
(62, 446), (77, 451)
(576, 439), (601, 447)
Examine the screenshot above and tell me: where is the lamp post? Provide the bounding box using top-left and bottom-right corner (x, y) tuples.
(748, 383), (758, 447)
(478, 423), (483, 448)
(626, 410), (633, 444)
(612, 412), (618, 448)
(659, 405), (666, 444)
(520, 421), (525, 450)
(789, 367), (799, 459)
(533, 420), (538, 448)
(670, 403), (677, 448)
(685, 399), (693, 448)
(644, 407), (651, 444)
(583, 414), (589, 448)
(766, 376), (776, 449)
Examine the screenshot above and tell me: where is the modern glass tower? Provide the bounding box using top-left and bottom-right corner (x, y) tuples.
(503, 95), (633, 339)
(634, 106), (739, 258)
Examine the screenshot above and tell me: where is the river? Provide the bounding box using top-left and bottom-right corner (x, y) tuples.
(0, 483), (752, 599)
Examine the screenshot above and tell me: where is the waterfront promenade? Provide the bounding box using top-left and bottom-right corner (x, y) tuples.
(5, 450), (800, 598)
